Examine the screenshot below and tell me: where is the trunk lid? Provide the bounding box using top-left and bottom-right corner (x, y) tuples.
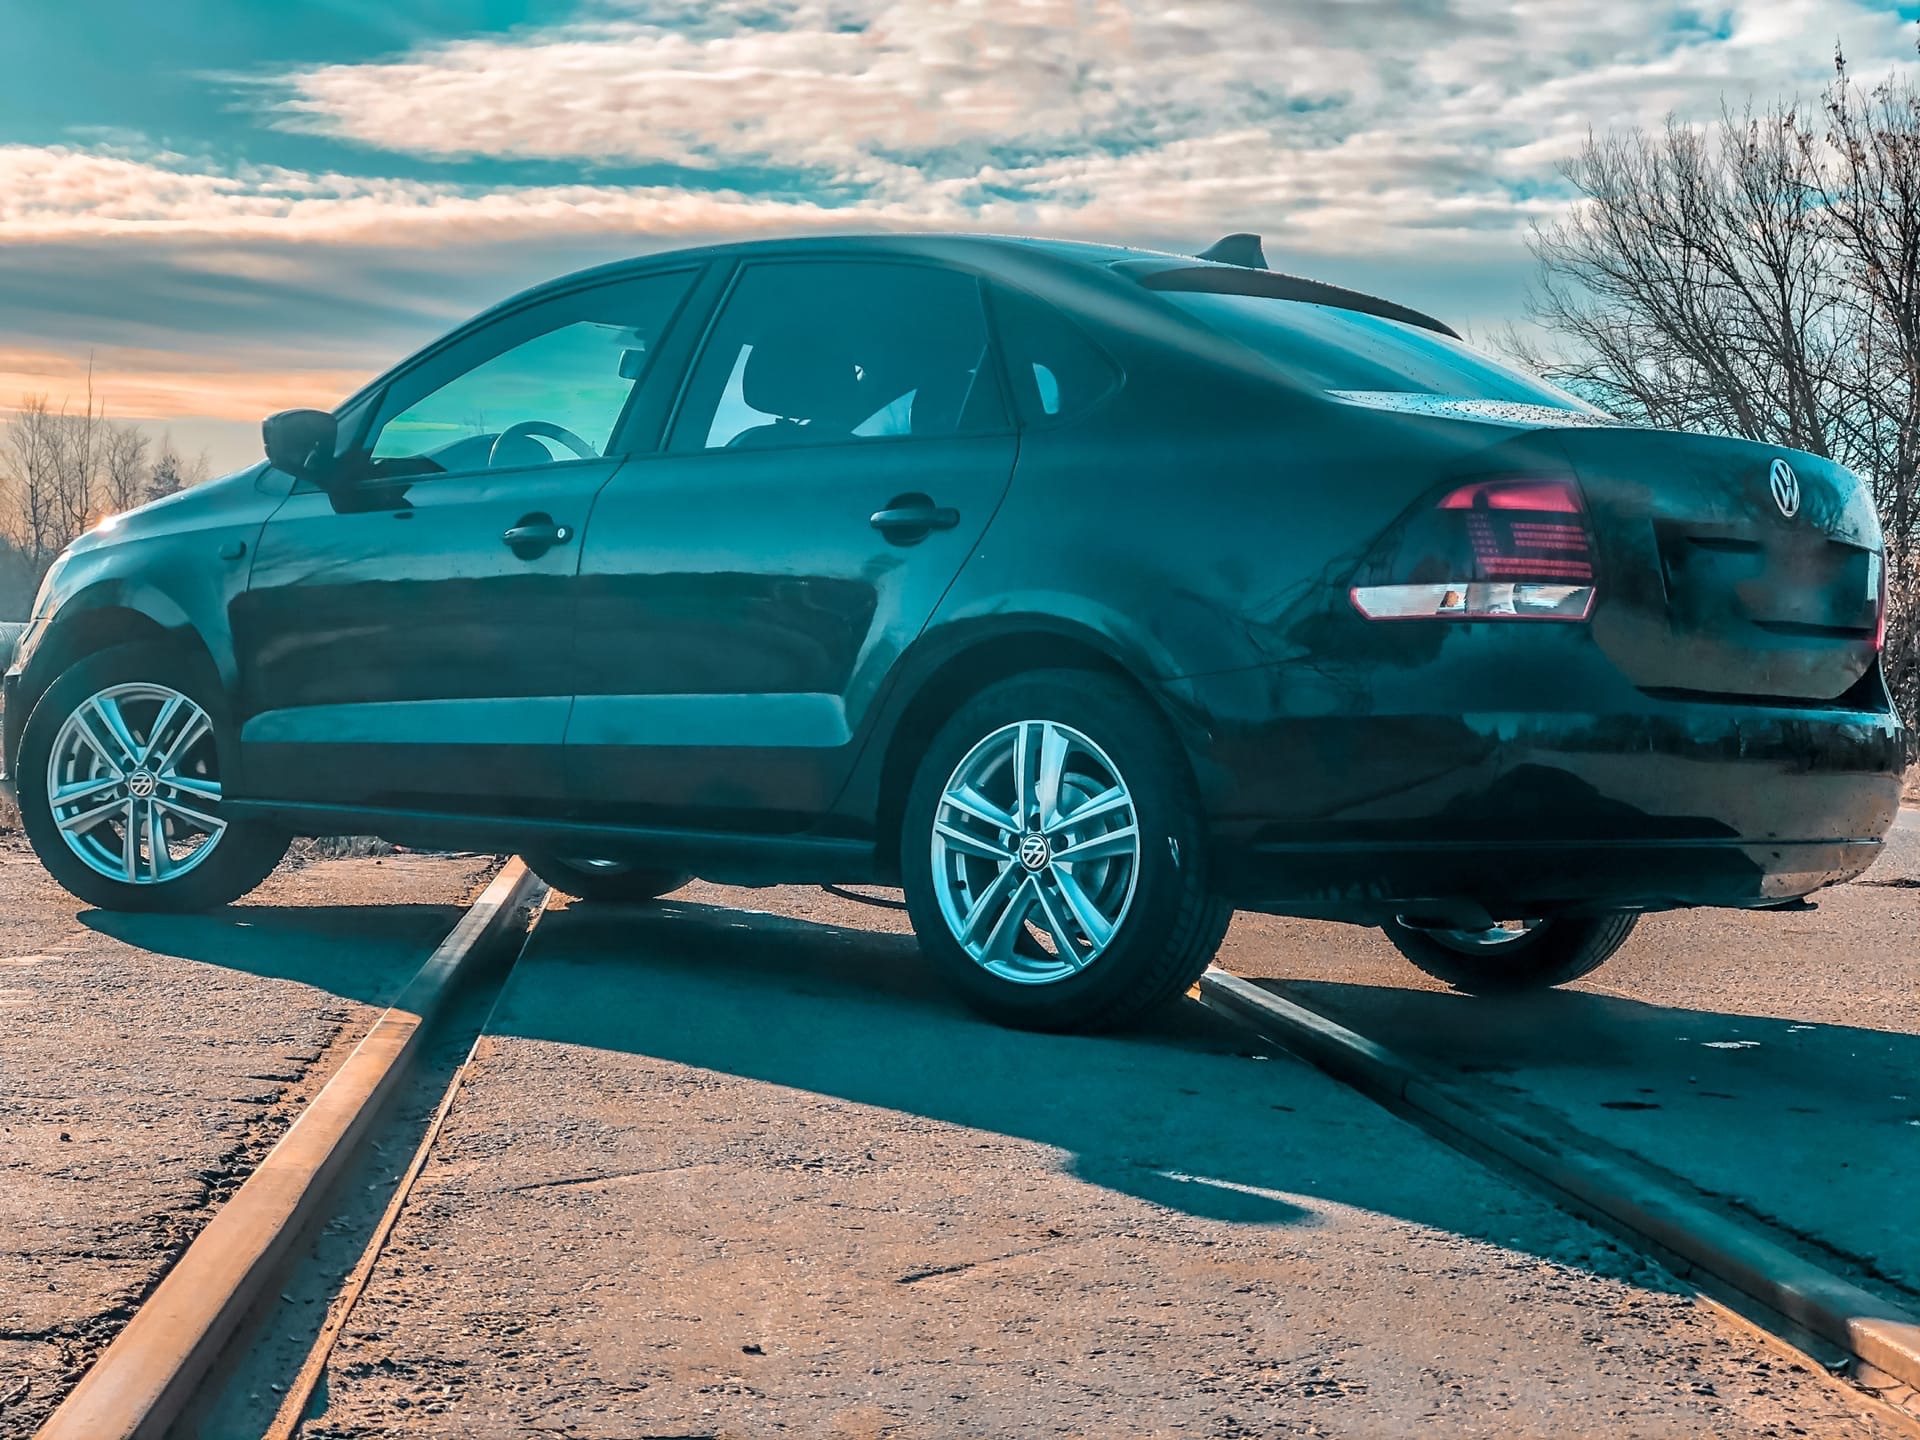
(1552, 428), (1883, 702)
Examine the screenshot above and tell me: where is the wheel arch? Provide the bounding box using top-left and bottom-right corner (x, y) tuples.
(12, 589), (225, 759)
(855, 617), (1200, 882)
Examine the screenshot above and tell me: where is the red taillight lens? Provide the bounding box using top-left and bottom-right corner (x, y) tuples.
(1351, 476), (1597, 622)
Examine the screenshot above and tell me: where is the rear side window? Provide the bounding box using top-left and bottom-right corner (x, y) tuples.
(674, 261), (1004, 452)
(1164, 291), (1600, 413)
(991, 287), (1118, 425)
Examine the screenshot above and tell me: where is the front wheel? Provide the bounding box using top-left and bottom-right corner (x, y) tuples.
(900, 669), (1230, 1033)
(522, 852), (689, 904)
(17, 644), (290, 912)
(1382, 913), (1639, 994)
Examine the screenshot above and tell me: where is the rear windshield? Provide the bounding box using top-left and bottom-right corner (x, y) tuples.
(1164, 292), (1602, 413)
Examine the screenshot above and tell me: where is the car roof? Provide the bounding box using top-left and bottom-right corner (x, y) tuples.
(350, 232), (1457, 413)
(536, 232), (1458, 337)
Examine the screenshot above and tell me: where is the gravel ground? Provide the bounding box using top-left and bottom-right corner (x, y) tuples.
(306, 887), (1903, 1439)
(0, 841), (496, 1437)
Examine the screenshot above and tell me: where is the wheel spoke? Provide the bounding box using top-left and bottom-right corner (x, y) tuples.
(151, 710), (210, 778)
(87, 697), (141, 774)
(56, 795), (126, 835)
(1052, 866), (1115, 953)
(934, 818), (1010, 863)
(977, 874), (1037, 960)
(52, 774), (120, 807)
(140, 695), (185, 767)
(1010, 723), (1036, 826)
(941, 784), (1017, 835)
(1051, 825), (1139, 865)
(163, 773), (222, 804)
(1034, 722), (1069, 828)
(120, 800), (140, 881)
(1050, 783), (1129, 834)
(156, 794), (226, 838)
(146, 800), (169, 881)
(1031, 875), (1085, 967)
(958, 860), (1024, 945)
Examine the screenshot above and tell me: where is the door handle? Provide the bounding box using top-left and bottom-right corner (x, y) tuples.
(502, 514), (573, 557)
(869, 494), (960, 544)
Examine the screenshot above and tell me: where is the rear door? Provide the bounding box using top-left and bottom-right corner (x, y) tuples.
(233, 269), (696, 813)
(565, 257), (1017, 830)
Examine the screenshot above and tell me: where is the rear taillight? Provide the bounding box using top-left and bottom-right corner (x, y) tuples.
(1350, 476), (1597, 622)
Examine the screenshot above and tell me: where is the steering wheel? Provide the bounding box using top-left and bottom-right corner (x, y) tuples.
(489, 420), (596, 468)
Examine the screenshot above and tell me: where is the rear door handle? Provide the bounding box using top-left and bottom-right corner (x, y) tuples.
(870, 494), (960, 543)
(502, 514), (573, 557)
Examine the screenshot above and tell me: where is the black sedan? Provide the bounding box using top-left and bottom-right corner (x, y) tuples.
(1, 232), (1902, 1030)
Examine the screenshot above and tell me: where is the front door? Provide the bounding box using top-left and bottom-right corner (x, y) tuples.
(232, 269), (696, 812)
(566, 257), (1017, 830)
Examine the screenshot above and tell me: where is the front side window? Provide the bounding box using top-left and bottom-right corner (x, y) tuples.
(675, 261), (1002, 452)
(366, 271), (693, 476)
(1164, 291), (1602, 413)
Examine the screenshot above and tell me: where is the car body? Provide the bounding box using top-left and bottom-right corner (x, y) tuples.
(2, 233), (1903, 1026)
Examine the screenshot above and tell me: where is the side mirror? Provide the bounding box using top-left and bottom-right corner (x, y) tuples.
(262, 409), (338, 481)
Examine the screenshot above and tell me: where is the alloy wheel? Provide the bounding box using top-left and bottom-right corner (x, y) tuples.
(1405, 917), (1546, 954)
(930, 719), (1141, 984)
(44, 682), (226, 885)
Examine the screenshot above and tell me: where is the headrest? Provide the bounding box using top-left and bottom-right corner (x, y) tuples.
(742, 327), (861, 425)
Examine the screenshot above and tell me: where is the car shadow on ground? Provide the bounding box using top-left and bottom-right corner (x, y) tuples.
(1252, 976), (1920, 1304)
(78, 901), (473, 1006)
(473, 898), (1657, 1274)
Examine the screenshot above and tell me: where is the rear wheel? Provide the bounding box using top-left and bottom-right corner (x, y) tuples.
(901, 670), (1230, 1033)
(522, 852), (689, 904)
(1382, 912), (1638, 994)
(17, 644), (290, 912)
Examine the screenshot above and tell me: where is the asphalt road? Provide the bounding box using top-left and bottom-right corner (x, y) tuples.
(302, 884), (1904, 1439)
(0, 842), (496, 1438)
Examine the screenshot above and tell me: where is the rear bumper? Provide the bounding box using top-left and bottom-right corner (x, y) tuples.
(1175, 667), (1904, 921)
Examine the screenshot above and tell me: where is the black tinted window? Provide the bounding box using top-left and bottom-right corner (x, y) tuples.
(1165, 292), (1601, 413)
(676, 261), (1002, 451)
(991, 287), (1118, 424)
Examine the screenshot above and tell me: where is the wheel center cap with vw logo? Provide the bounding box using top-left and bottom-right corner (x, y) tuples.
(1769, 457), (1800, 519)
(1017, 833), (1051, 872)
(127, 771), (158, 798)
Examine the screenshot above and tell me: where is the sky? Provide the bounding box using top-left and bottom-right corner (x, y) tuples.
(2, 0), (1919, 474)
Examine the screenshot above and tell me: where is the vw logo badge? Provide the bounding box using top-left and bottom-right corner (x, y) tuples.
(127, 771), (157, 798)
(1769, 458), (1800, 519)
(1017, 833), (1051, 872)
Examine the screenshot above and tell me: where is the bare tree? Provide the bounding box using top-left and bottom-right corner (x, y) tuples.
(101, 421), (151, 517)
(50, 359), (106, 544)
(1, 396), (67, 567)
(1812, 54), (1920, 708)
(1517, 74), (1920, 722)
(1521, 106), (1846, 453)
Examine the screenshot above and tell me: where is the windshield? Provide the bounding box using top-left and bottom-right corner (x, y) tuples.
(1165, 292), (1603, 413)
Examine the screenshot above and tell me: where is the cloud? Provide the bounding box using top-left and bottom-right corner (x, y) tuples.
(250, 0), (1919, 242)
(0, 343), (371, 423)
(4, 0), (1918, 471)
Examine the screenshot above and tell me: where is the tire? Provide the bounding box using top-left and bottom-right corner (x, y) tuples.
(900, 669), (1230, 1033)
(522, 852), (689, 904)
(1381, 912), (1639, 994)
(17, 643), (290, 912)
